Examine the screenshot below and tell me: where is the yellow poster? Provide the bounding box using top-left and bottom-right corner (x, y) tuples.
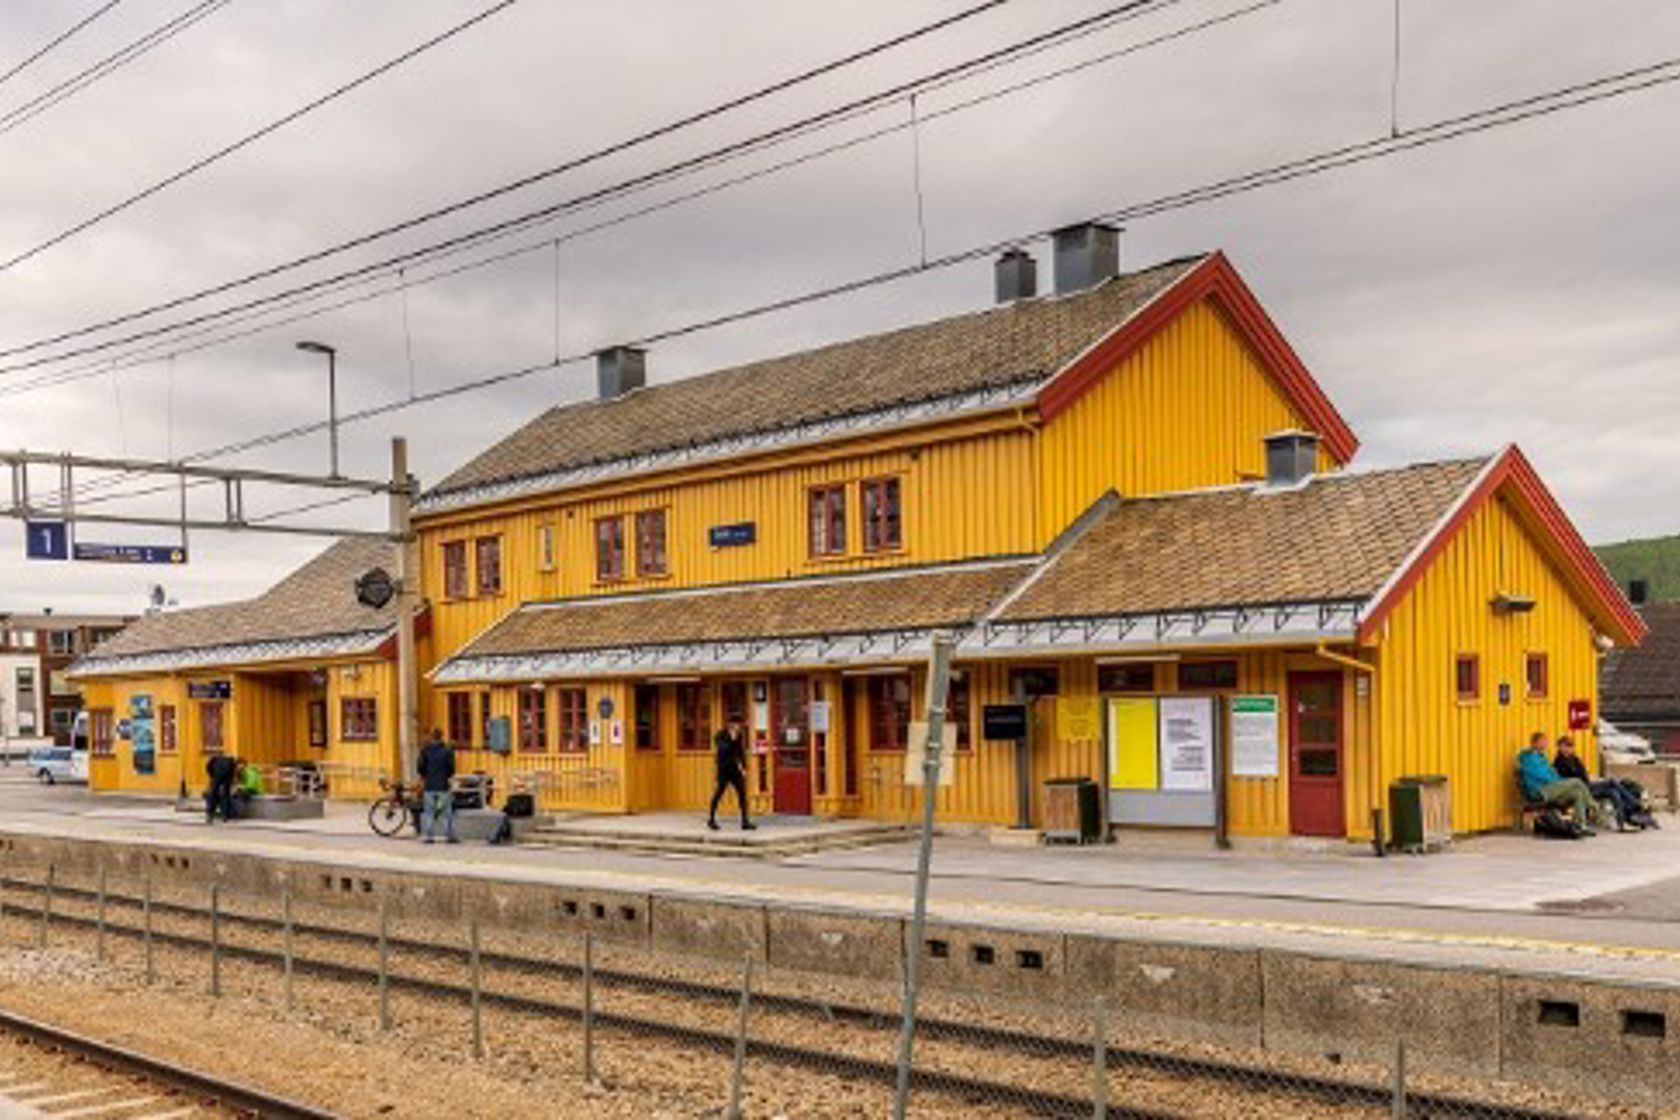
(1108, 697), (1159, 790)
(1056, 696), (1100, 741)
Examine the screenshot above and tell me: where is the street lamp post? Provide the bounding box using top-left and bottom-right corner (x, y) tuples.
(296, 341), (339, 477)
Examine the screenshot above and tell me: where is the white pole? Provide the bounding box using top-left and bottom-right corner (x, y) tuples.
(391, 438), (418, 785)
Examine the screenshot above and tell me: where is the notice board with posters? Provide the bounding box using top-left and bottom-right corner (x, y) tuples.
(1105, 695), (1219, 827)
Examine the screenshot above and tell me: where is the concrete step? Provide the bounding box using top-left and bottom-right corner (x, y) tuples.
(520, 821), (914, 859)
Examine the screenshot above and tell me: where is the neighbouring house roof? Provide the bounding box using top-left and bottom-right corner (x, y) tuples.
(419, 251), (1362, 518)
(70, 538), (402, 678)
(996, 458), (1489, 625)
(1603, 603), (1680, 722)
(432, 558), (1037, 682)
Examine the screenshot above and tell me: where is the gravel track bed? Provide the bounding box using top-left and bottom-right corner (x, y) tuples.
(2, 876), (1659, 1120)
(0, 1020), (247, 1118)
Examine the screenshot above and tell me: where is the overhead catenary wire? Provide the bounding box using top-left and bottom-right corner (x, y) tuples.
(0, 0), (1179, 369)
(0, 0), (127, 92)
(0, 0), (232, 138)
(0, 0), (522, 275)
(11, 0), (1259, 420)
(141, 47), (1680, 477)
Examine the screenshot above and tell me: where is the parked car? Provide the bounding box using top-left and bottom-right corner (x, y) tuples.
(1599, 719), (1656, 764)
(28, 745), (88, 785)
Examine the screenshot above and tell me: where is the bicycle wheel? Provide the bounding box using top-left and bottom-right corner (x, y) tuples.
(368, 797), (407, 837)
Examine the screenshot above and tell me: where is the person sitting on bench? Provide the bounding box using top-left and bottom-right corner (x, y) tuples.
(1519, 732), (1596, 837)
(1553, 735), (1656, 831)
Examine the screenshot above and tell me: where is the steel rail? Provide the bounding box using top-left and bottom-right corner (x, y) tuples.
(1, 884), (1585, 1120)
(0, 1005), (338, 1119)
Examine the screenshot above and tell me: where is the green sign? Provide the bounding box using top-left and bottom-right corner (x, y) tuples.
(1230, 694), (1280, 778)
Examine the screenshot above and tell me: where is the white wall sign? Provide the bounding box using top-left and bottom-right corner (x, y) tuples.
(1157, 697), (1214, 792)
(1230, 694), (1281, 778)
(809, 700), (830, 734)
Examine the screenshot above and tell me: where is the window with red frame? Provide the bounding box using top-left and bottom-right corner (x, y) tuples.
(557, 688), (588, 753)
(1177, 660), (1238, 691)
(946, 673), (972, 750)
(307, 700), (327, 748)
(595, 516), (626, 582)
(634, 684), (660, 751)
(677, 683), (711, 751)
(635, 509), (668, 577)
(447, 693), (474, 747)
(200, 702), (224, 753)
(868, 674), (911, 751)
(861, 476), (902, 552)
(341, 697), (379, 741)
(475, 536), (503, 596)
(1525, 653), (1550, 699)
(442, 540), (468, 599)
(808, 485), (846, 556)
(720, 681), (749, 727)
(518, 687), (547, 752)
(478, 693), (493, 750)
(159, 705), (178, 753)
(90, 708), (114, 757)
(1098, 663), (1156, 693)
(1455, 654), (1481, 702)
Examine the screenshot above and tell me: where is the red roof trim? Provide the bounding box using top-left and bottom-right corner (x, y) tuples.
(1036, 252), (1361, 462)
(1356, 446), (1646, 645)
(377, 604), (432, 661)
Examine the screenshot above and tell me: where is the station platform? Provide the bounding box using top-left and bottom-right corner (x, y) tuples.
(5, 774), (1680, 986)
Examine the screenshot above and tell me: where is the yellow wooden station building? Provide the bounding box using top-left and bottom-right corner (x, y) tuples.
(73, 228), (1645, 840)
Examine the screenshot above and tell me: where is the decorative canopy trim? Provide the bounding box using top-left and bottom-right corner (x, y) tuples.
(70, 629), (390, 679)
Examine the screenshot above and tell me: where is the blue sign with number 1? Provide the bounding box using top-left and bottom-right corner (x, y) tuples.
(24, 521), (68, 560)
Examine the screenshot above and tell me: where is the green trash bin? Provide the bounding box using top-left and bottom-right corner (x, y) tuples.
(1389, 775), (1451, 853)
(1043, 777), (1101, 844)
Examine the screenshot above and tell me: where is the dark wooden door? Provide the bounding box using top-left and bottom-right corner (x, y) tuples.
(771, 676), (812, 814)
(1288, 671), (1345, 837)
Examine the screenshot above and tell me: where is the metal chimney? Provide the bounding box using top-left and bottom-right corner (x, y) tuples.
(994, 249), (1037, 303)
(1051, 222), (1120, 294)
(1263, 430), (1320, 488)
(1629, 579), (1649, 606)
(595, 345), (646, 399)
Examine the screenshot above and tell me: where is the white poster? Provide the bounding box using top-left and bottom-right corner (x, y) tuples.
(1230, 695), (1281, 778)
(809, 701), (831, 734)
(1157, 697), (1214, 792)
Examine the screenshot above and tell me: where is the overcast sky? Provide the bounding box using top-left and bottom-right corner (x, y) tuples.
(1, 0), (1677, 615)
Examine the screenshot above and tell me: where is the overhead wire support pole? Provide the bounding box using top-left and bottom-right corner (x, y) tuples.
(893, 632), (956, 1120)
(391, 438), (419, 785)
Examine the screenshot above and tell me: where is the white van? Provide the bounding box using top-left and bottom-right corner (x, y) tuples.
(28, 744), (88, 785)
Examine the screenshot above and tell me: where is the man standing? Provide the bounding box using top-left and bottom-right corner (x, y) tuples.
(204, 752), (237, 824)
(1518, 731), (1596, 836)
(417, 728), (459, 844)
(708, 715), (756, 832)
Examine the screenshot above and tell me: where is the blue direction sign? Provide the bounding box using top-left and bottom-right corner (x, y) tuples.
(708, 521), (757, 548)
(73, 542), (188, 565)
(24, 521), (69, 560)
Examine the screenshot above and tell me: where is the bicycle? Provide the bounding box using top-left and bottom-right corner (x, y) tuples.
(368, 777), (421, 838)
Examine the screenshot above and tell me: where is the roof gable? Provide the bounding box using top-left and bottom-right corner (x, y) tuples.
(1355, 445), (1646, 646)
(1035, 252), (1359, 462)
(423, 257), (1206, 506)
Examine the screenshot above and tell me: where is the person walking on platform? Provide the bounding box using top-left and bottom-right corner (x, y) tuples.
(204, 752), (237, 824)
(708, 716), (756, 832)
(417, 728), (459, 844)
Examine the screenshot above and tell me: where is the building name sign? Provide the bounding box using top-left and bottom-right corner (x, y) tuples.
(187, 680), (232, 700)
(708, 522), (757, 548)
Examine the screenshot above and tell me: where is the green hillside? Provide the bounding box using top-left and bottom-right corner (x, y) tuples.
(1595, 535), (1680, 603)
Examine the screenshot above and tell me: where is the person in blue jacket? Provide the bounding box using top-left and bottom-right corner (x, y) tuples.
(1518, 731), (1595, 836)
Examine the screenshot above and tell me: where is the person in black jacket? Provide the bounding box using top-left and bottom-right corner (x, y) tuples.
(204, 752), (238, 824)
(708, 716), (756, 832)
(417, 729), (460, 844)
(1554, 735), (1655, 830)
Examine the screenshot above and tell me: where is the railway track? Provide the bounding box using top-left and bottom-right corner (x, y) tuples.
(1, 878), (1587, 1120)
(0, 1006), (336, 1119)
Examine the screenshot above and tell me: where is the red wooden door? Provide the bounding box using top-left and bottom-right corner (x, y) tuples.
(1288, 672), (1345, 837)
(771, 676), (812, 815)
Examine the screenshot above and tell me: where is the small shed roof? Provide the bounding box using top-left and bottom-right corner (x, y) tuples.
(1603, 603), (1680, 722)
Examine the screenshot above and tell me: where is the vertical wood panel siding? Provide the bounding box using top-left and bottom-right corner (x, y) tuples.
(1372, 494), (1602, 835)
(1037, 301), (1338, 544)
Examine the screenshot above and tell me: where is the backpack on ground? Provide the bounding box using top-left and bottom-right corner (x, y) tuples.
(1533, 809), (1580, 839)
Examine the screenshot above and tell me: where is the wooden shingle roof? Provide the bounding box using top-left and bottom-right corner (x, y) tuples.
(427, 257), (1204, 501)
(998, 458), (1491, 622)
(455, 559), (1037, 659)
(1602, 603), (1680, 722)
(80, 537), (399, 665)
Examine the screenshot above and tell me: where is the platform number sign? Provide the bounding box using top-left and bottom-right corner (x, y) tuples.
(24, 520), (69, 560)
